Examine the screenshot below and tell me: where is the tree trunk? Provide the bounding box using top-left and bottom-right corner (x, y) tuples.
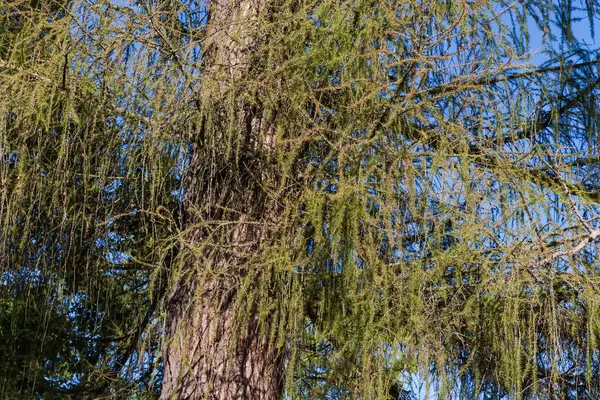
(160, 268), (282, 399)
(159, 0), (282, 398)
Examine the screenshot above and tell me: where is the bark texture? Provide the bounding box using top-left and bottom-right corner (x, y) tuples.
(160, 269), (282, 399)
(159, 0), (282, 398)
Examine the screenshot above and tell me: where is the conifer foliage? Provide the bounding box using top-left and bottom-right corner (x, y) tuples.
(2, 0), (600, 398)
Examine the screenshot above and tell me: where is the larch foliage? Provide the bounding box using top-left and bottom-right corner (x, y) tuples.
(2, 0), (600, 399)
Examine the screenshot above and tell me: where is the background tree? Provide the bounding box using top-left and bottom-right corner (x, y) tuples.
(3, 0), (600, 399)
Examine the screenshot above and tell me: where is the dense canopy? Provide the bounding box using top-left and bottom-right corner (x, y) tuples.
(2, 0), (600, 398)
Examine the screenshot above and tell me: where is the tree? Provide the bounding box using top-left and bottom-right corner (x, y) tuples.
(3, 0), (600, 398)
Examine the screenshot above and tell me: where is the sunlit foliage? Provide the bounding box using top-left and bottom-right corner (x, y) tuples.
(2, 0), (600, 398)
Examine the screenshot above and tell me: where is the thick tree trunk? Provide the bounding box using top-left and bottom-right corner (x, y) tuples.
(159, 0), (281, 398)
(160, 207), (283, 399)
(160, 271), (282, 399)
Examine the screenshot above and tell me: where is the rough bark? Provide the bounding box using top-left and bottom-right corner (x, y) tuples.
(160, 264), (282, 400)
(159, 0), (282, 398)
(160, 191), (283, 399)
